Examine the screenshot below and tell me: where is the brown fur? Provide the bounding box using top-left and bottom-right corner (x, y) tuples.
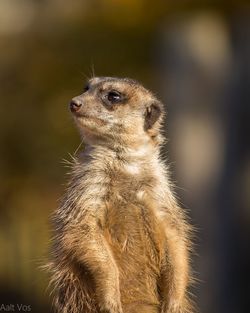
(48, 77), (194, 313)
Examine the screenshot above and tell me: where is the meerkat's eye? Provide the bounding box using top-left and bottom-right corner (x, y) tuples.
(83, 84), (90, 92)
(106, 91), (122, 103)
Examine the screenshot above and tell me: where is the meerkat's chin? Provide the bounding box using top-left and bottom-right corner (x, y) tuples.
(73, 116), (109, 143)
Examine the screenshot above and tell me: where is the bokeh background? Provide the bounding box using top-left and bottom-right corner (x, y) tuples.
(0, 1), (249, 312)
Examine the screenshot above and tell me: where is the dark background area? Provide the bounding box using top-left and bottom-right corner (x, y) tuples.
(0, 1), (249, 312)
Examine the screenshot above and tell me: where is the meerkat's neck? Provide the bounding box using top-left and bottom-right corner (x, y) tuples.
(81, 140), (161, 169)
(80, 140), (169, 198)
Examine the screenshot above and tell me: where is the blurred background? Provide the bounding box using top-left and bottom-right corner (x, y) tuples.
(0, 0), (249, 312)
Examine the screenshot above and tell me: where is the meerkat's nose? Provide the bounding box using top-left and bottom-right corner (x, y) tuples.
(70, 98), (82, 113)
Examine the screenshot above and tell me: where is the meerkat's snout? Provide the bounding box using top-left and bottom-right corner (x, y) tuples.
(69, 97), (83, 114)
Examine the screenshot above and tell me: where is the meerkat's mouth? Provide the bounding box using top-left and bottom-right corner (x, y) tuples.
(74, 112), (107, 127)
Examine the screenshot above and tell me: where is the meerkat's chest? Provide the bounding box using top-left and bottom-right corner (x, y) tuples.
(103, 193), (166, 266)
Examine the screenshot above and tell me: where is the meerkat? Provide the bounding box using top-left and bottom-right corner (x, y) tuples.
(48, 77), (194, 313)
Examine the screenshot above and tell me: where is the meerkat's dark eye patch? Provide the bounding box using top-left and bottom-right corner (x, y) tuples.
(144, 101), (162, 130)
(102, 90), (126, 109)
(106, 90), (123, 103)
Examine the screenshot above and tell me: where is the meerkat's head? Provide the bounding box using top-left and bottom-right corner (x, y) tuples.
(69, 77), (165, 148)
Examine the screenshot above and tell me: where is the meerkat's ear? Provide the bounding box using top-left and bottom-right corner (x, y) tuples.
(144, 101), (163, 131)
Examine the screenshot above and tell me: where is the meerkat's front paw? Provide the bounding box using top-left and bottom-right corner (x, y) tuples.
(162, 299), (192, 313)
(99, 298), (123, 313)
